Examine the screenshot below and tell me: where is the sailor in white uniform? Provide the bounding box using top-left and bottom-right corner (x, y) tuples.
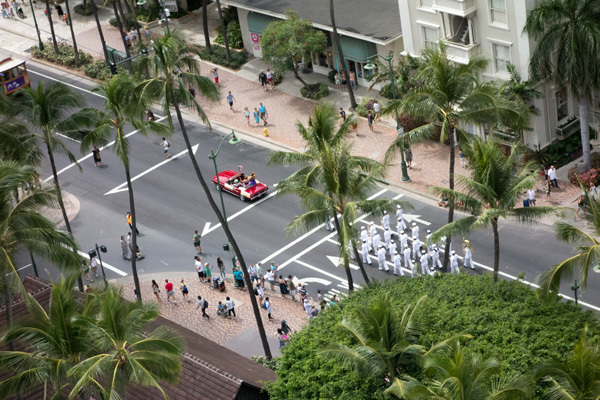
(412, 236), (422, 259)
(360, 226), (372, 252)
(396, 205), (406, 233)
(383, 227), (392, 249)
(369, 222), (377, 250)
(431, 245), (443, 269)
(377, 245), (388, 271)
(403, 245), (413, 271)
(400, 230), (408, 251)
(381, 210), (390, 229)
(450, 250), (460, 274)
(411, 222), (420, 242)
(388, 240), (397, 259)
(361, 239), (371, 265)
(392, 250), (404, 277)
(425, 230), (432, 252)
(463, 244), (475, 270)
(419, 250), (429, 275)
(372, 231), (381, 252)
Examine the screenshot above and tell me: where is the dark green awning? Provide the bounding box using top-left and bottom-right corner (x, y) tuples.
(339, 36), (377, 63)
(247, 12), (278, 34)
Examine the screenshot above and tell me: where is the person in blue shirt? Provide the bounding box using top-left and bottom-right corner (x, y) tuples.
(226, 91), (236, 111)
(234, 268), (245, 290)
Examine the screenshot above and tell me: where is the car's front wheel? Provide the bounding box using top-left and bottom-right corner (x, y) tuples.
(239, 194), (246, 202)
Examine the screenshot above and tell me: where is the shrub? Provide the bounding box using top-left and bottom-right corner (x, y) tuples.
(200, 45), (248, 69)
(31, 44), (93, 67)
(109, 13), (140, 30)
(267, 274), (600, 400)
(355, 97), (376, 117)
(300, 82), (329, 100)
(136, 0), (186, 22)
(327, 69), (338, 84)
(568, 165), (600, 187)
(73, 3), (93, 15)
(84, 59), (109, 80)
(214, 21), (243, 49)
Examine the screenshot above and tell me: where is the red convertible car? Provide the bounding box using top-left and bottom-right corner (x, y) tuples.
(212, 170), (269, 201)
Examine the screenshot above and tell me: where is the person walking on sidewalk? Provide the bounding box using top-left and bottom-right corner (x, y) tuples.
(211, 67), (220, 87)
(405, 148), (413, 169)
(226, 91), (236, 111)
(548, 165), (558, 188)
(264, 297), (273, 321)
(226, 296), (236, 318)
(196, 296), (210, 319)
(367, 111), (374, 132)
(340, 71), (347, 91)
(193, 230), (202, 254)
(339, 107), (346, 122)
(151, 280), (161, 301)
(349, 70), (357, 89)
(120, 235), (130, 260)
(160, 137), (171, 159)
(373, 100), (381, 120)
(334, 72), (341, 91)
(180, 279), (191, 302)
(165, 279), (177, 305)
(253, 107), (260, 127)
(259, 70), (267, 90)
(126, 212), (139, 234)
(259, 103), (268, 126)
(287, 275), (297, 302)
(217, 257), (226, 280)
(244, 107), (250, 126)
(266, 69), (274, 89)
(195, 256), (204, 282)
(234, 268), (245, 290)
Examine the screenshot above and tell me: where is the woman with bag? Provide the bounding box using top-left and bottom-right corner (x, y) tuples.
(151, 280), (161, 301)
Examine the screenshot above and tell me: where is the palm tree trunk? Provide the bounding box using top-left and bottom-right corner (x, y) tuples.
(215, 0), (229, 59)
(329, 0), (357, 109)
(127, 0), (142, 47)
(63, 0), (79, 64)
(45, 138), (84, 292)
(121, 0), (132, 14)
(91, 0), (110, 65)
(352, 242), (370, 284)
(124, 164), (142, 301)
(578, 88), (591, 171)
(168, 86), (272, 360)
(113, 0), (131, 59)
(201, 0), (211, 49)
(2, 276), (15, 351)
(492, 217), (500, 283)
(45, 0), (59, 54)
(331, 216), (354, 291)
(442, 126), (457, 272)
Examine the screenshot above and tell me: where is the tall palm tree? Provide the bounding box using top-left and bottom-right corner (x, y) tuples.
(69, 286), (184, 398)
(384, 43), (526, 271)
(269, 104), (411, 289)
(201, 0), (211, 49)
(0, 274), (88, 398)
(330, 0), (357, 109)
(63, 0), (80, 64)
(321, 296), (427, 382)
(215, 0), (230, 59)
(18, 82), (96, 291)
(91, 0), (110, 65)
(532, 324), (600, 400)
(0, 162), (82, 340)
(538, 187), (600, 294)
(78, 74), (168, 302)
(137, 32), (273, 360)
(524, 0), (600, 171)
(428, 137), (557, 282)
(387, 339), (532, 399)
(44, 0), (59, 54)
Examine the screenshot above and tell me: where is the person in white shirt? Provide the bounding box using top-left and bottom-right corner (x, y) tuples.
(425, 230), (432, 252)
(463, 245), (475, 270)
(419, 250), (429, 275)
(388, 240), (397, 258)
(412, 222), (420, 241)
(384, 227), (392, 249)
(396, 205), (406, 234)
(377, 245), (388, 271)
(264, 297), (274, 321)
(381, 210), (390, 229)
(372, 231), (381, 251)
(403, 245), (413, 271)
(450, 250), (460, 274)
(392, 251), (404, 277)
(412, 236), (422, 259)
(527, 188), (536, 206)
(400, 230), (408, 251)
(360, 226), (372, 252)
(369, 222), (377, 250)
(361, 240), (371, 265)
(431, 245), (443, 269)
(548, 165), (558, 188)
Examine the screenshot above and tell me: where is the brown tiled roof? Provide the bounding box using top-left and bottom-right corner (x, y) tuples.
(0, 276), (274, 400)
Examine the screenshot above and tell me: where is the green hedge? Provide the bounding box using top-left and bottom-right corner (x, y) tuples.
(356, 96), (376, 117)
(300, 82), (329, 100)
(200, 45), (248, 69)
(267, 274), (600, 400)
(214, 21), (244, 49)
(73, 3), (93, 15)
(109, 13), (140, 30)
(31, 44), (93, 67)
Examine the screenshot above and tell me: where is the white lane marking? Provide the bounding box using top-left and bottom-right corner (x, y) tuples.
(258, 188), (389, 265)
(327, 255), (359, 270)
(403, 213), (431, 226)
(17, 264), (32, 272)
(42, 115), (168, 184)
(293, 277), (332, 286)
(57, 133), (81, 143)
(104, 144), (199, 195)
(28, 69), (105, 98)
(295, 260), (360, 288)
(77, 250), (127, 277)
(201, 190), (279, 236)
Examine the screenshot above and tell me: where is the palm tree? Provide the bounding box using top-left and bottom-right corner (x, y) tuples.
(137, 31), (273, 360)
(215, 0), (230, 59)
(63, 0), (80, 64)
(538, 187), (600, 294)
(384, 43), (526, 271)
(330, 0), (357, 109)
(532, 324), (600, 400)
(524, 0), (600, 171)
(44, 0), (59, 54)
(387, 339), (532, 399)
(321, 296), (427, 383)
(201, 0), (211, 49)
(69, 286), (184, 398)
(269, 104), (412, 289)
(18, 82), (96, 291)
(91, 0), (110, 65)
(0, 274), (88, 398)
(78, 74), (168, 302)
(428, 137), (557, 282)
(0, 162), (82, 341)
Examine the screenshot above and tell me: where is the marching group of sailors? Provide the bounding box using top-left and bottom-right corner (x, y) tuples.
(356, 205), (475, 277)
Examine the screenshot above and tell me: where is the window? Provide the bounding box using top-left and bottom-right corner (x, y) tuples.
(556, 92), (568, 121)
(423, 27), (439, 50)
(420, 0), (434, 7)
(493, 43), (510, 73)
(490, 0), (507, 25)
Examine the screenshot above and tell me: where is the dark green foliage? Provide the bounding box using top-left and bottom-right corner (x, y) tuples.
(214, 21), (243, 49)
(135, 0), (186, 22)
(527, 132), (590, 169)
(200, 45), (248, 69)
(355, 97), (376, 117)
(186, 0), (201, 11)
(83, 59), (110, 80)
(30, 44), (93, 67)
(267, 275), (600, 399)
(73, 2), (93, 15)
(109, 13), (139, 30)
(300, 82), (329, 99)
(327, 69), (338, 84)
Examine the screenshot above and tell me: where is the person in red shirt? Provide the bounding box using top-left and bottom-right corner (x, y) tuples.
(165, 279), (177, 305)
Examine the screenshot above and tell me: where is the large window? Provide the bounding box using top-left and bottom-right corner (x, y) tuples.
(556, 92), (568, 121)
(490, 0), (507, 25)
(423, 27), (439, 50)
(493, 43), (510, 73)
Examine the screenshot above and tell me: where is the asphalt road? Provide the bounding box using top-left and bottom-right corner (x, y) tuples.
(15, 61), (600, 312)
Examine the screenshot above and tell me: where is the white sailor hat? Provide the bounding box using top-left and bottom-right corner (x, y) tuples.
(362, 239), (367, 243)
(401, 230), (405, 234)
(422, 250), (426, 254)
(397, 205), (401, 209)
(385, 226), (390, 230)
(361, 226), (365, 230)
(404, 244), (408, 248)
(412, 222), (417, 226)
(433, 244), (438, 249)
(384, 210), (388, 214)
(451, 250), (456, 255)
(394, 250), (399, 255)
(378, 244), (383, 248)
(370, 221), (374, 225)
(427, 230), (431, 234)
(390, 240), (394, 244)
(413, 236), (417, 240)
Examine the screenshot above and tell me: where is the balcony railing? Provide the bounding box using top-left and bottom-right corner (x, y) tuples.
(432, 0), (476, 17)
(442, 40), (480, 63)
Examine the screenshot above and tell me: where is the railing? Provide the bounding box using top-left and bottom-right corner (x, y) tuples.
(443, 40), (479, 63)
(433, 0), (476, 16)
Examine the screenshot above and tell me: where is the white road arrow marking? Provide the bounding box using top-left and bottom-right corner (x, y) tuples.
(327, 256), (359, 270)
(76, 250), (127, 277)
(293, 277), (332, 286)
(295, 260), (361, 288)
(105, 144), (198, 195)
(403, 213), (431, 226)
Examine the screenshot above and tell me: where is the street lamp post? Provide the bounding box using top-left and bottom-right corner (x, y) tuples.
(364, 51), (410, 182)
(209, 130), (241, 285)
(28, 0), (44, 51)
